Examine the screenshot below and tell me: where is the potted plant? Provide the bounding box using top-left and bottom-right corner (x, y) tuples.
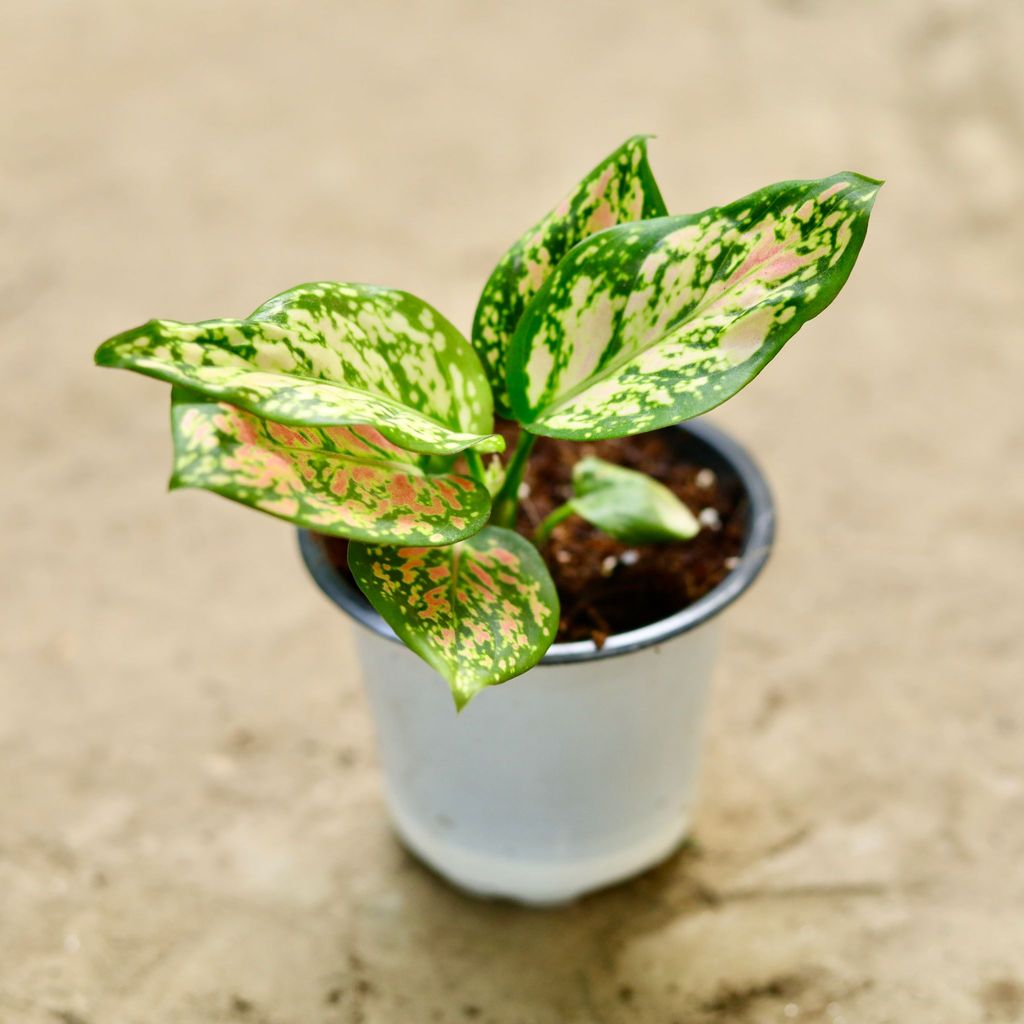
(95, 137), (880, 904)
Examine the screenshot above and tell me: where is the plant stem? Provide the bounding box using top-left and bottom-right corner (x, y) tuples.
(491, 429), (537, 529)
(464, 448), (486, 485)
(534, 501), (575, 546)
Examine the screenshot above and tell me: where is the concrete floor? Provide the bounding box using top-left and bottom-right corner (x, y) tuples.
(2, 1), (1023, 1021)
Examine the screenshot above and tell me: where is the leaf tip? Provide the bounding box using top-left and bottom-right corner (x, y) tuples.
(449, 675), (484, 713)
(626, 131), (657, 146)
(668, 507), (701, 541)
(852, 171), (885, 187)
(844, 171), (885, 205)
(477, 433), (507, 455)
(93, 341), (117, 367)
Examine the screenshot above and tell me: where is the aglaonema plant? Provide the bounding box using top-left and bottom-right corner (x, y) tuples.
(95, 136), (880, 708)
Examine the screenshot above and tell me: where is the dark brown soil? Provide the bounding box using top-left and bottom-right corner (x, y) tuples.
(318, 422), (745, 646)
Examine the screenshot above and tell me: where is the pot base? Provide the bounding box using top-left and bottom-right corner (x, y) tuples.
(388, 794), (692, 906)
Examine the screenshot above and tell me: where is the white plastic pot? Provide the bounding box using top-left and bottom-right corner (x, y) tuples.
(299, 421), (774, 905)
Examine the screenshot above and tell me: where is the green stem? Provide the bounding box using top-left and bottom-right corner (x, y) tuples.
(534, 501), (575, 546)
(464, 448), (486, 485)
(491, 429), (537, 529)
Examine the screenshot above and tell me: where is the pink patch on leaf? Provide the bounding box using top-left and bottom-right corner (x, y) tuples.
(466, 562), (495, 593)
(434, 481), (464, 509)
(220, 407), (260, 445)
(586, 202), (616, 233)
(725, 234), (780, 288)
(397, 548), (428, 584)
(267, 422), (307, 448)
(329, 468), (350, 495)
(388, 474), (417, 506)
(760, 250), (809, 281)
(352, 425), (403, 454)
(260, 496), (300, 517)
(490, 548), (519, 569)
(722, 225), (814, 291)
(467, 622), (490, 646)
(419, 585), (450, 622)
(524, 258), (547, 291)
(225, 445), (297, 490)
(352, 465), (378, 485)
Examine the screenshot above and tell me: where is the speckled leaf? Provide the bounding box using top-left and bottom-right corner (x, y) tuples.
(348, 527), (559, 708)
(96, 282), (502, 456)
(473, 136), (667, 415)
(170, 388), (490, 544)
(571, 456), (699, 543)
(509, 172), (881, 438)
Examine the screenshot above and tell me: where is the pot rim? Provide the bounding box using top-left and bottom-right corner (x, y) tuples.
(297, 418), (775, 665)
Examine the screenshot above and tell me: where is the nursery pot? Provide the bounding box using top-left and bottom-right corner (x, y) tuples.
(298, 420), (774, 905)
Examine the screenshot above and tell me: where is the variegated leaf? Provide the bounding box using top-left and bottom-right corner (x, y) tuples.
(508, 172), (881, 438)
(170, 388), (490, 544)
(472, 135), (668, 415)
(348, 527), (559, 708)
(96, 282), (502, 456)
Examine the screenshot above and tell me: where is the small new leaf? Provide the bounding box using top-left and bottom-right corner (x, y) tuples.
(171, 388), (491, 544)
(96, 282), (502, 456)
(348, 527), (560, 709)
(509, 172), (881, 439)
(473, 136), (668, 415)
(569, 456), (699, 543)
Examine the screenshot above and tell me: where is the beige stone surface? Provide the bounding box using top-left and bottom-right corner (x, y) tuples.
(2, 1), (1023, 1021)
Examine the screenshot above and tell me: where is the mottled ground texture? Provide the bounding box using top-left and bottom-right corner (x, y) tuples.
(2, 2), (1023, 1022)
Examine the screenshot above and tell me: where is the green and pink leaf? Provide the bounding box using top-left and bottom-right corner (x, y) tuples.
(171, 388), (491, 544)
(508, 172), (881, 438)
(348, 527), (559, 708)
